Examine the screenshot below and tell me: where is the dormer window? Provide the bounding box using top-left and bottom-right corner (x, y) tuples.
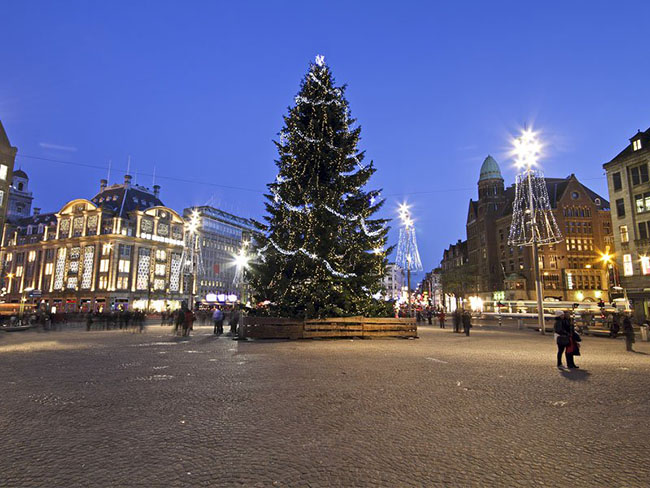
(633, 139), (642, 151)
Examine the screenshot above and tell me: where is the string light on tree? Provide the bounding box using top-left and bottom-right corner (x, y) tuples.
(251, 54), (390, 318)
(507, 127), (563, 335)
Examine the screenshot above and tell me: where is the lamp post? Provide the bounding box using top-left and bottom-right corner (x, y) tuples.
(233, 240), (250, 305)
(508, 128), (562, 335)
(186, 210), (201, 311)
(396, 203), (423, 317)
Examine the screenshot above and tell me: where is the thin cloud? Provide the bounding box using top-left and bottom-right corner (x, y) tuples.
(39, 142), (77, 152)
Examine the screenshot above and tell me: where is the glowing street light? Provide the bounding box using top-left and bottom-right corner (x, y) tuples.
(511, 128), (543, 170)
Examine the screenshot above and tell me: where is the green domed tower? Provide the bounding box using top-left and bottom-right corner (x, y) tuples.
(477, 155), (504, 200)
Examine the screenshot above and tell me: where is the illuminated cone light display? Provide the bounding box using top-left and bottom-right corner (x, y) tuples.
(507, 128), (563, 334)
(396, 203), (423, 316)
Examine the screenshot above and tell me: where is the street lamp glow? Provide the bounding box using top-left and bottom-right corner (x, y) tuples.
(234, 251), (249, 269)
(398, 202), (413, 227)
(600, 252), (613, 264)
(187, 210), (201, 234)
(511, 127), (543, 169)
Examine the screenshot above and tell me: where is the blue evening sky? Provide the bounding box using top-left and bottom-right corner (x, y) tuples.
(2, 1), (649, 278)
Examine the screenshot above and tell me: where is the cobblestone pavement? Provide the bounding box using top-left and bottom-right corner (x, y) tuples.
(1, 323), (649, 487)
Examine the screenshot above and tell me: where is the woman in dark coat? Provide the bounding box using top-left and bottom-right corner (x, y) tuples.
(622, 314), (635, 352)
(554, 311), (578, 369)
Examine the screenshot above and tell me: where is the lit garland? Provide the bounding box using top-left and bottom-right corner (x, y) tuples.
(508, 169), (563, 246)
(269, 186), (385, 237)
(256, 240), (357, 278)
(295, 95), (342, 106)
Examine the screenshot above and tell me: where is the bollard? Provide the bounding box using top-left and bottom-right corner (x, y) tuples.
(641, 325), (649, 342)
(517, 318), (523, 330)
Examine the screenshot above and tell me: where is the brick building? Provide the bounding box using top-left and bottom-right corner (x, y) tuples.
(446, 156), (612, 304)
(603, 127), (650, 320)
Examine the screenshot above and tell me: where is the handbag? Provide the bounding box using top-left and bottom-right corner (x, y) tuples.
(557, 335), (570, 347)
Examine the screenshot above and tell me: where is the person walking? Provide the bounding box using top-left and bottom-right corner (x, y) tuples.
(610, 313), (620, 339)
(623, 313), (635, 352)
(438, 310), (446, 329)
(85, 311), (94, 331)
(453, 309), (461, 333)
(182, 303), (194, 337)
(229, 305), (240, 337)
(554, 311), (578, 369)
(462, 311), (472, 336)
(212, 307), (224, 335)
(174, 308), (184, 336)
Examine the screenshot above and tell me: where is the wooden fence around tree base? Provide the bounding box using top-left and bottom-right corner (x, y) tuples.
(242, 316), (417, 340)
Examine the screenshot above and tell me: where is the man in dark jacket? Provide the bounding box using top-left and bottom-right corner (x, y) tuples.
(462, 311), (472, 336)
(622, 313), (635, 352)
(453, 309), (461, 333)
(554, 311), (578, 368)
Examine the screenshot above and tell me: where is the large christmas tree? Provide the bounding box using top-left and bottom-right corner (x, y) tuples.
(250, 55), (390, 318)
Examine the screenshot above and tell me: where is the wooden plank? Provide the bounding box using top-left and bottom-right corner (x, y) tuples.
(361, 317), (416, 324)
(304, 324), (364, 331)
(242, 316), (302, 326)
(363, 330), (417, 337)
(362, 324), (414, 330)
(305, 316), (364, 324)
(303, 330), (363, 338)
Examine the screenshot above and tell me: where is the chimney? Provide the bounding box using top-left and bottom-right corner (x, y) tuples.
(33, 207), (40, 216)
(153, 184), (160, 198)
(124, 174), (132, 189)
(100, 179), (107, 192)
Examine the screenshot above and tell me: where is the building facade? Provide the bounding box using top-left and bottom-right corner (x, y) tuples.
(0, 175), (187, 312)
(382, 263), (405, 301)
(7, 168), (34, 221)
(0, 121), (17, 232)
(184, 205), (255, 304)
(603, 127), (650, 320)
(465, 156), (612, 303)
(419, 268), (442, 307)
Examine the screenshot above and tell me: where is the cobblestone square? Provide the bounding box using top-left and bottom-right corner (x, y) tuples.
(1, 324), (649, 487)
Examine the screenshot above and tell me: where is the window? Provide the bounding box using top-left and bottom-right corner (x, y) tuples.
(100, 259), (110, 272)
(613, 172), (622, 191)
(118, 259), (130, 273)
(98, 276), (108, 289)
(155, 263), (166, 276)
(633, 139), (642, 151)
(639, 222), (648, 240)
(631, 164), (649, 186)
(635, 192), (650, 213)
(616, 199), (625, 217)
(15, 265), (23, 277)
(623, 254), (633, 276)
(620, 225), (629, 243)
(102, 244), (112, 255)
(642, 256), (650, 276)
(28, 251), (36, 262)
(0, 164), (7, 181)
(44, 262), (53, 275)
(155, 249), (167, 261)
(0, 190), (4, 206)
(117, 276), (128, 289)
